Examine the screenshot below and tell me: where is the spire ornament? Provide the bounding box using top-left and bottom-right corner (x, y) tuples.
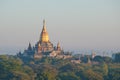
(40, 20), (49, 42)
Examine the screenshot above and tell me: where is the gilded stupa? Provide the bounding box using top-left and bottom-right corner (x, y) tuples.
(17, 20), (72, 59)
(35, 20), (54, 52)
(40, 20), (49, 42)
(34, 20), (58, 58)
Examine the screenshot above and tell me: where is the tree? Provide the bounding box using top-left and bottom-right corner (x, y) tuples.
(107, 68), (120, 80)
(83, 69), (103, 80)
(0, 55), (34, 80)
(93, 56), (104, 63)
(58, 72), (80, 80)
(102, 63), (108, 76)
(103, 56), (112, 63)
(35, 64), (58, 80)
(114, 53), (120, 63)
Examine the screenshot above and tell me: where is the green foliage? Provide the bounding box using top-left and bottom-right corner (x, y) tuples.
(114, 52), (120, 63)
(107, 64), (120, 80)
(101, 63), (108, 76)
(93, 56), (104, 63)
(0, 55), (120, 80)
(0, 55), (34, 80)
(83, 69), (104, 80)
(108, 68), (120, 80)
(35, 64), (58, 80)
(103, 56), (112, 63)
(58, 72), (80, 80)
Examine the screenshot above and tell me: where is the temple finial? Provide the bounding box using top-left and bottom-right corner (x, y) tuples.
(43, 19), (46, 30)
(40, 19), (49, 42)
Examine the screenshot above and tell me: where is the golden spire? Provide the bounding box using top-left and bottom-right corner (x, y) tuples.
(43, 19), (47, 32)
(40, 20), (49, 42)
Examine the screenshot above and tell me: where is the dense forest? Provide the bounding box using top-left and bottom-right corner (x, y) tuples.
(0, 53), (120, 80)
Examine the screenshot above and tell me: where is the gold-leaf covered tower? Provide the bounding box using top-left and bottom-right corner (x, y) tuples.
(40, 20), (49, 42)
(34, 20), (66, 59)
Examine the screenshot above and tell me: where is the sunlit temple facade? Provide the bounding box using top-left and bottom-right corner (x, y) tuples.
(34, 20), (62, 58)
(17, 20), (71, 59)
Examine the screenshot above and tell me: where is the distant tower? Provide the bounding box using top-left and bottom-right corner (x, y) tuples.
(57, 42), (61, 51)
(28, 42), (32, 51)
(40, 20), (50, 42)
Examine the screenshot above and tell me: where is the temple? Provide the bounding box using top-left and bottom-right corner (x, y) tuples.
(34, 20), (60, 58)
(17, 20), (71, 59)
(35, 20), (54, 51)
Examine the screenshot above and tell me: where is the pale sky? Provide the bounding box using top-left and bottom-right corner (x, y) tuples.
(0, 0), (120, 54)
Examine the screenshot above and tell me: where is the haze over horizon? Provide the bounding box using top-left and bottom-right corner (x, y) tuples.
(0, 0), (120, 54)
